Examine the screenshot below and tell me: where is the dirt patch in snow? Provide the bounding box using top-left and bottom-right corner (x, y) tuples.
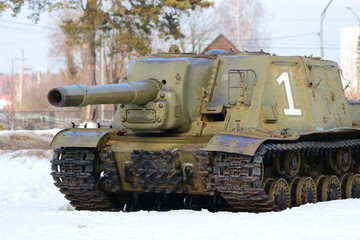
(0, 130), (59, 150)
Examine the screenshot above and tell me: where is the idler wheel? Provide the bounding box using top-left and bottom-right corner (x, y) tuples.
(339, 173), (350, 199)
(326, 150), (338, 173)
(288, 177), (300, 207)
(268, 178), (290, 210)
(314, 175), (326, 201)
(274, 156), (285, 176)
(262, 178), (274, 192)
(345, 174), (360, 198)
(336, 147), (352, 173)
(321, 175), (341, 201)
(284, 150), (301, 177)
(295, 177), (317, 206)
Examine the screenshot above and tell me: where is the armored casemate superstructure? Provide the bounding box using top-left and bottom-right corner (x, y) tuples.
(49, 48), (360, 212)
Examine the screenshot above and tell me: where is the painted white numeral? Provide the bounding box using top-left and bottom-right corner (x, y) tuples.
(276, 72), (302, 116)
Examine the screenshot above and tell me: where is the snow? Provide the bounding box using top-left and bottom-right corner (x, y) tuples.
(1, 131), (360, 239)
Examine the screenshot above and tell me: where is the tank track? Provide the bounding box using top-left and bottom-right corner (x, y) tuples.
(213, 138), (360, 212)
(51, 139), (360, 212)
(51, 148), (121, 211)
(195, 151), (215, 194)
(262, 139), (360, 154)
(214, 151), (276, 212)
(131, 150), (185, 194)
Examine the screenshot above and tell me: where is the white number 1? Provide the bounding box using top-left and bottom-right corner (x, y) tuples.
(276, 72), (302, 116)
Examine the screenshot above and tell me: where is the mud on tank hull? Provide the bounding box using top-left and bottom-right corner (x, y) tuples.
(50, 128), (360, 212)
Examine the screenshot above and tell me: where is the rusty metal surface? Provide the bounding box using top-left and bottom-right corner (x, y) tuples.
(214, 151), (276, 212)
(131, 150), (186, 194)
(205, 134), (268, 156)
(195, 151), (214, 194)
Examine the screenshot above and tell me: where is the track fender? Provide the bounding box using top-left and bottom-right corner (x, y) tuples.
(50, 129), (112, 149)
(205, 134), (268, 156)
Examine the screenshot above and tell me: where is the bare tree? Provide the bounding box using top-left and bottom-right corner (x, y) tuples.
(48, 9), (82, 83)
(179, 7), (215, 53)
(216, 0), (266, 51)
(178, 0), (266, 54)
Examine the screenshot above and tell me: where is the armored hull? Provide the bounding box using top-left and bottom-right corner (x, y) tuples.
(49, 49), (360, 212)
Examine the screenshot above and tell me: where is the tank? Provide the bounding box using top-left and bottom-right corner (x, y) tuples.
(49, 47), (360, 212)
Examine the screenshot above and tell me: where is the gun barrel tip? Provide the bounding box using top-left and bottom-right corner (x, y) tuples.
(48, 88), (63, 106)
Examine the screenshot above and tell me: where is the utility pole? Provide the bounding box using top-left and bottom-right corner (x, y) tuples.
(37, 69), (41, 88)
(346, 6), (360, 99)
(9, 58), (15, 130)
(320, 0), (333, 59)
(16, 49), (26, 108)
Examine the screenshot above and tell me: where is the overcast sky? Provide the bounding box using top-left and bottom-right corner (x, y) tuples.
(0, 0), (359, 74)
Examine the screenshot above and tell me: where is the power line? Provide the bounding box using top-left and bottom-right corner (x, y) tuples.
(250, 32), (319, 41)
(269, 47), (341, 50)
(271, 18), (358, 22)
(0, 37), (46, 45)
(0, 23), (53, 34)
(0, 19), (57, 30)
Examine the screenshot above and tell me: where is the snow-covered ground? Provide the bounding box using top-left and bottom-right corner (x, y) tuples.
(1, 130), (360, 240)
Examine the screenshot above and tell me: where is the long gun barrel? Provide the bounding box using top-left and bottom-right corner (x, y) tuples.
(48, 79), (161, 107)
